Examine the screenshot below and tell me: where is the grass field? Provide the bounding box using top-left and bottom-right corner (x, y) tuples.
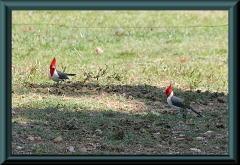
(12, 11), (228, 155)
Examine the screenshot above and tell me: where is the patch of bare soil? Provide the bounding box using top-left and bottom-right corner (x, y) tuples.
(24, 81), (227, 105)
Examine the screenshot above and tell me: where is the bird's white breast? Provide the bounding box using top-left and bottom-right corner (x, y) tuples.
(167, 91), (182, 111)
(49, 69), (61, 82)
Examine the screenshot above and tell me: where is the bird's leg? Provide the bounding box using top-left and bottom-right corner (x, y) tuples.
(58, 80), (64, 85)
(55, 81), (60, 87)
(182, 109), (187, 122)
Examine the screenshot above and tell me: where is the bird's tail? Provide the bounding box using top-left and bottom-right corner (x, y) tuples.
(186, 106), (203, 117)
(66, 73), (76, 76)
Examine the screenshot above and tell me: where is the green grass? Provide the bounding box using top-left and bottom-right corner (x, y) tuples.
(12, 11), (228, 155)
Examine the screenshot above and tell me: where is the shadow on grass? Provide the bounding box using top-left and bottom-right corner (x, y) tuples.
(11, 81), (229, 154)
(12, 103), (228, 155)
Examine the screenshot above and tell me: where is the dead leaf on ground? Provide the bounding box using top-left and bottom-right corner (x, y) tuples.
(34, 137), (41, 141)
(16, 146), (23, 150)
(27, 136), (34, 141)
(190, 148), (201, 153)
(53, 136), (63, 143)
(67, 146), (75, 152)
(195, 137), (204, 141)
(12, 110), (16, 115)
(79, 147), (87, 153)
(204, 130), (215, 138)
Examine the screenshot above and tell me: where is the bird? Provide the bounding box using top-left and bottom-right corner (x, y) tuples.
(48, 57), (76, 83)
(165, 84), (203, 120)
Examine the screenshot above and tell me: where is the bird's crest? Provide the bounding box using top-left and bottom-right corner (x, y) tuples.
(165, 84), (173, 98)
(50, 57), (56, 76)
(51, 57), (56, 66)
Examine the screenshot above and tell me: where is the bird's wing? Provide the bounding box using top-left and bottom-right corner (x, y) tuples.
(171, 96), (185, 108)
(56, 70), (69, 79)
(171, 96), (203, 117)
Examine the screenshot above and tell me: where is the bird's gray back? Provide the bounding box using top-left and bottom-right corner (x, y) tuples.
(171, 96), (185, 108)
(56, 70), (69, 79)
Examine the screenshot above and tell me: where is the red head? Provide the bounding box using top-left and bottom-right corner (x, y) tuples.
(165, 84), (173, 98)
(50, 57), (56, 76)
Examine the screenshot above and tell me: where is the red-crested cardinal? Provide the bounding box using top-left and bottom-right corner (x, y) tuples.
(48, 57), (76, 83)
(165, 84), (203, 119)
